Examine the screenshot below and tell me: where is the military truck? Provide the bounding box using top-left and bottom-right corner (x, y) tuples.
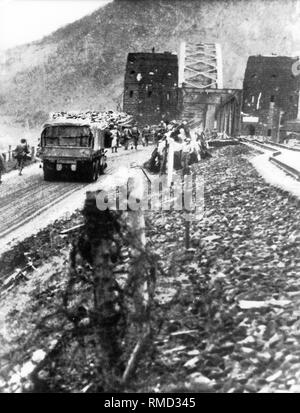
(39, 121), (108, 181)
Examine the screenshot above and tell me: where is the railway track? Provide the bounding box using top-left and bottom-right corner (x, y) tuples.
(242, 139), (300, 181)
(265, 141), (300, 152)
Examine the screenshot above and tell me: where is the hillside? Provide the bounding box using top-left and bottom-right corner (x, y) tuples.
(0, 0), (299, 130)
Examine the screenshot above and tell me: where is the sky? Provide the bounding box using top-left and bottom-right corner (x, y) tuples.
(0, 0), (113, 50)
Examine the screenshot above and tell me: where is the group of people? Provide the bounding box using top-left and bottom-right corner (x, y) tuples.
(103, 122), (153, 153)
(0, 139), (31, 184)
(145, 119), (212, 175)
(103, 118), (212, 160)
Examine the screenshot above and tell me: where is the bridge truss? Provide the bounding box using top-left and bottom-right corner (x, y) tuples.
(178, 41), (223, 89)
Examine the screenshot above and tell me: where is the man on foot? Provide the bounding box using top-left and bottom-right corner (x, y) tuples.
(14, 139), (30, 176)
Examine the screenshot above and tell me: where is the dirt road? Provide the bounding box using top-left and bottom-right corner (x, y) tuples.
(0, 147), (153, 253)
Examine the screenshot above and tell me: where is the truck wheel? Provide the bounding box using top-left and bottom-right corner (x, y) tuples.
(93, 162), (99, 181)
(44, 168), (55, 181)
(85, 163), (93, 182)
(86, 161), (96, 182)
(99, 157), (104, 175)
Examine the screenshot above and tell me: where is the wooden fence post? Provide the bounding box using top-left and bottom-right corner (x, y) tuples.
(126, 173), (147, 319)
(8, 145), (11, 161)
(76, 178), (156, 388)
(122, 172), (155, 384)
(82, 190), (124, 389)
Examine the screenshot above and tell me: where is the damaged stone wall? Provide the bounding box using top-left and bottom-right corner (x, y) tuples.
(123, 52), (179, 124)
(241, 55), (300, 140)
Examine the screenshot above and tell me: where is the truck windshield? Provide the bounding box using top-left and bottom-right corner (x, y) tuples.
(42, 126), (92, 147)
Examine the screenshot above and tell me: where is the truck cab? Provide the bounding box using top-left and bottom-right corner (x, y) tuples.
(39, 121), (107, 181)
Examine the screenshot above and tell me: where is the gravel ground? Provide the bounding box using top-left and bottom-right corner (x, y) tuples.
(137, 144), (300, 393)
(0, 144), (299, 393)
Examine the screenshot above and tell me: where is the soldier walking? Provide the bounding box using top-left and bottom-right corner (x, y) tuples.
(13, 139), (30, 175)
(122, 126), (131, 150)
(110, 126), (119, 153)
(131, 124), (140, 150)
(142, 124), (151, 146)
(181, 137), (192, 174)
(0, 152), (6, 184)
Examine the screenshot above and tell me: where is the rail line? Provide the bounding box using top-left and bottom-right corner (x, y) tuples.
(265, 141), (300, 152)
(242, 139), (300, 181)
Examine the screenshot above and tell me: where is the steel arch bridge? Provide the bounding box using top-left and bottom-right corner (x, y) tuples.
(178, 41), (223, 89)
